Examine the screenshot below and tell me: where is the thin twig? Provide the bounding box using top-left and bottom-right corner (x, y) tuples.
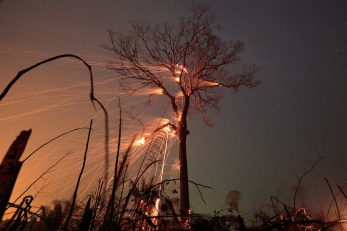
(103, 98), (122, 228)
(63, 120), (93, 231)
(293, 156), (323, 213)
(325, 177), (343, 231)
(0, 54), (94, 104)
(13, 152), (71, 203)
(0, 54), (110, 196)
(150, 178), (212, 204)
(22, 128), (87, 162)
(337, 184), (347, 200)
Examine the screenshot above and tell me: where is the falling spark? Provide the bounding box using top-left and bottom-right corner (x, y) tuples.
(0, 49), (181, 213)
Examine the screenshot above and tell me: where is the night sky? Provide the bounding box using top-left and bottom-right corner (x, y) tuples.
(1, 0), (347, 217)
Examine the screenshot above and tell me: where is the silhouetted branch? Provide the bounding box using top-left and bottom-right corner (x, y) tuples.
(13, 152), (71, 203)
(337, 184), (347, 200)
(0, 54), (93, 103)
(325, 177), (343, 231)
(22, 127), (88, 162)
(103, 98), (122, 228)
(150, 178), (212, 204)
(0, 54), (110, 195)
(63, 120), (93, 231)
(293, 156), (323, 213)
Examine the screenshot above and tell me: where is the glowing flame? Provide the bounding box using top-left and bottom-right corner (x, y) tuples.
(162, 125), (171, 133)
(177, 112), (182, 121)
(136, 137), (146, 146)
(198, 80), (221, 88)
(207, 81), (220, 87)
(160, 119), (172, 133)
(175, 64), (188, 73)
(176, 91), (183, 97)
(174, 77), (180, 83)
(152, 88), (164, 95)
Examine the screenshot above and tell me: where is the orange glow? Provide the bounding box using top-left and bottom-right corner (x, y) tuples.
(161, 118), (170, 124)
(151, 88), (164, 95)
(207, 81), (220, 87)
(136, 137), (146, 145)
(175, 64), (188, 73)
(160, 118), (172, 133)
(198, 80), (221, 87)
(177, 112), (182, 121)
(162, 125), (171, 133)
(172, 159), (180, 171)
(174, 77), (180, 83)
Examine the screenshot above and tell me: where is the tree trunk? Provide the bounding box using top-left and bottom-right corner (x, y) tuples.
(178, 95), (190, 225)
(179, 124), (190, 218)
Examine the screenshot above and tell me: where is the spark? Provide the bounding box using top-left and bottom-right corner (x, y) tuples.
(175, 64), (188, 74)
(162, 125), (171, 133)
(137, 137), (146, 145)
(199, 80), (221, 87)
(149, 88), (164, 95)
(177, 112), (182, 121)
(0, 49), (180, 213)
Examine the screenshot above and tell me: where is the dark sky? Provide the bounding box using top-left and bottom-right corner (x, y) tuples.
(1, 0), (347, 216)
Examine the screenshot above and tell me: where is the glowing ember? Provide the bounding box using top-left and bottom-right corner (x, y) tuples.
(175, 64), (188, 73)
(177, 112), (182, 121)
(199, 80), (221, 87)
(172, 159), (180, 171)
(137, 137), (146, 145)
(162, 125), (171, 133)
(152, 88), (164, 95)
(207, 81), (220, 87)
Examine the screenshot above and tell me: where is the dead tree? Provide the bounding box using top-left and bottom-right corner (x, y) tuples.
(106, 4), (257, 223)
(0, 130), (32, 222)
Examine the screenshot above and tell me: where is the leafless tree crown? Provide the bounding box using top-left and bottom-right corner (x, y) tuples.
(106, 4), (257, 125)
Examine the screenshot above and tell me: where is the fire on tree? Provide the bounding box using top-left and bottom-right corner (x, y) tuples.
(105, 4), (258, 225)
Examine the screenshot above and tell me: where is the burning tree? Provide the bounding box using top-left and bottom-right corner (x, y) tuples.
(106, 4), (257, 223)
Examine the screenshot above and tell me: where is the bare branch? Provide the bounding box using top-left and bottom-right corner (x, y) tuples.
(22, 127), (88, 162)
(63, 120), (93, 230)
(293, 156), (323, 213)
(325, 178), (343, 231)
(13, 152), (71, 203)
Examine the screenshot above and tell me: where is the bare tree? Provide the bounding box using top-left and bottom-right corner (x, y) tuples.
(105, 4), (258, 223)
